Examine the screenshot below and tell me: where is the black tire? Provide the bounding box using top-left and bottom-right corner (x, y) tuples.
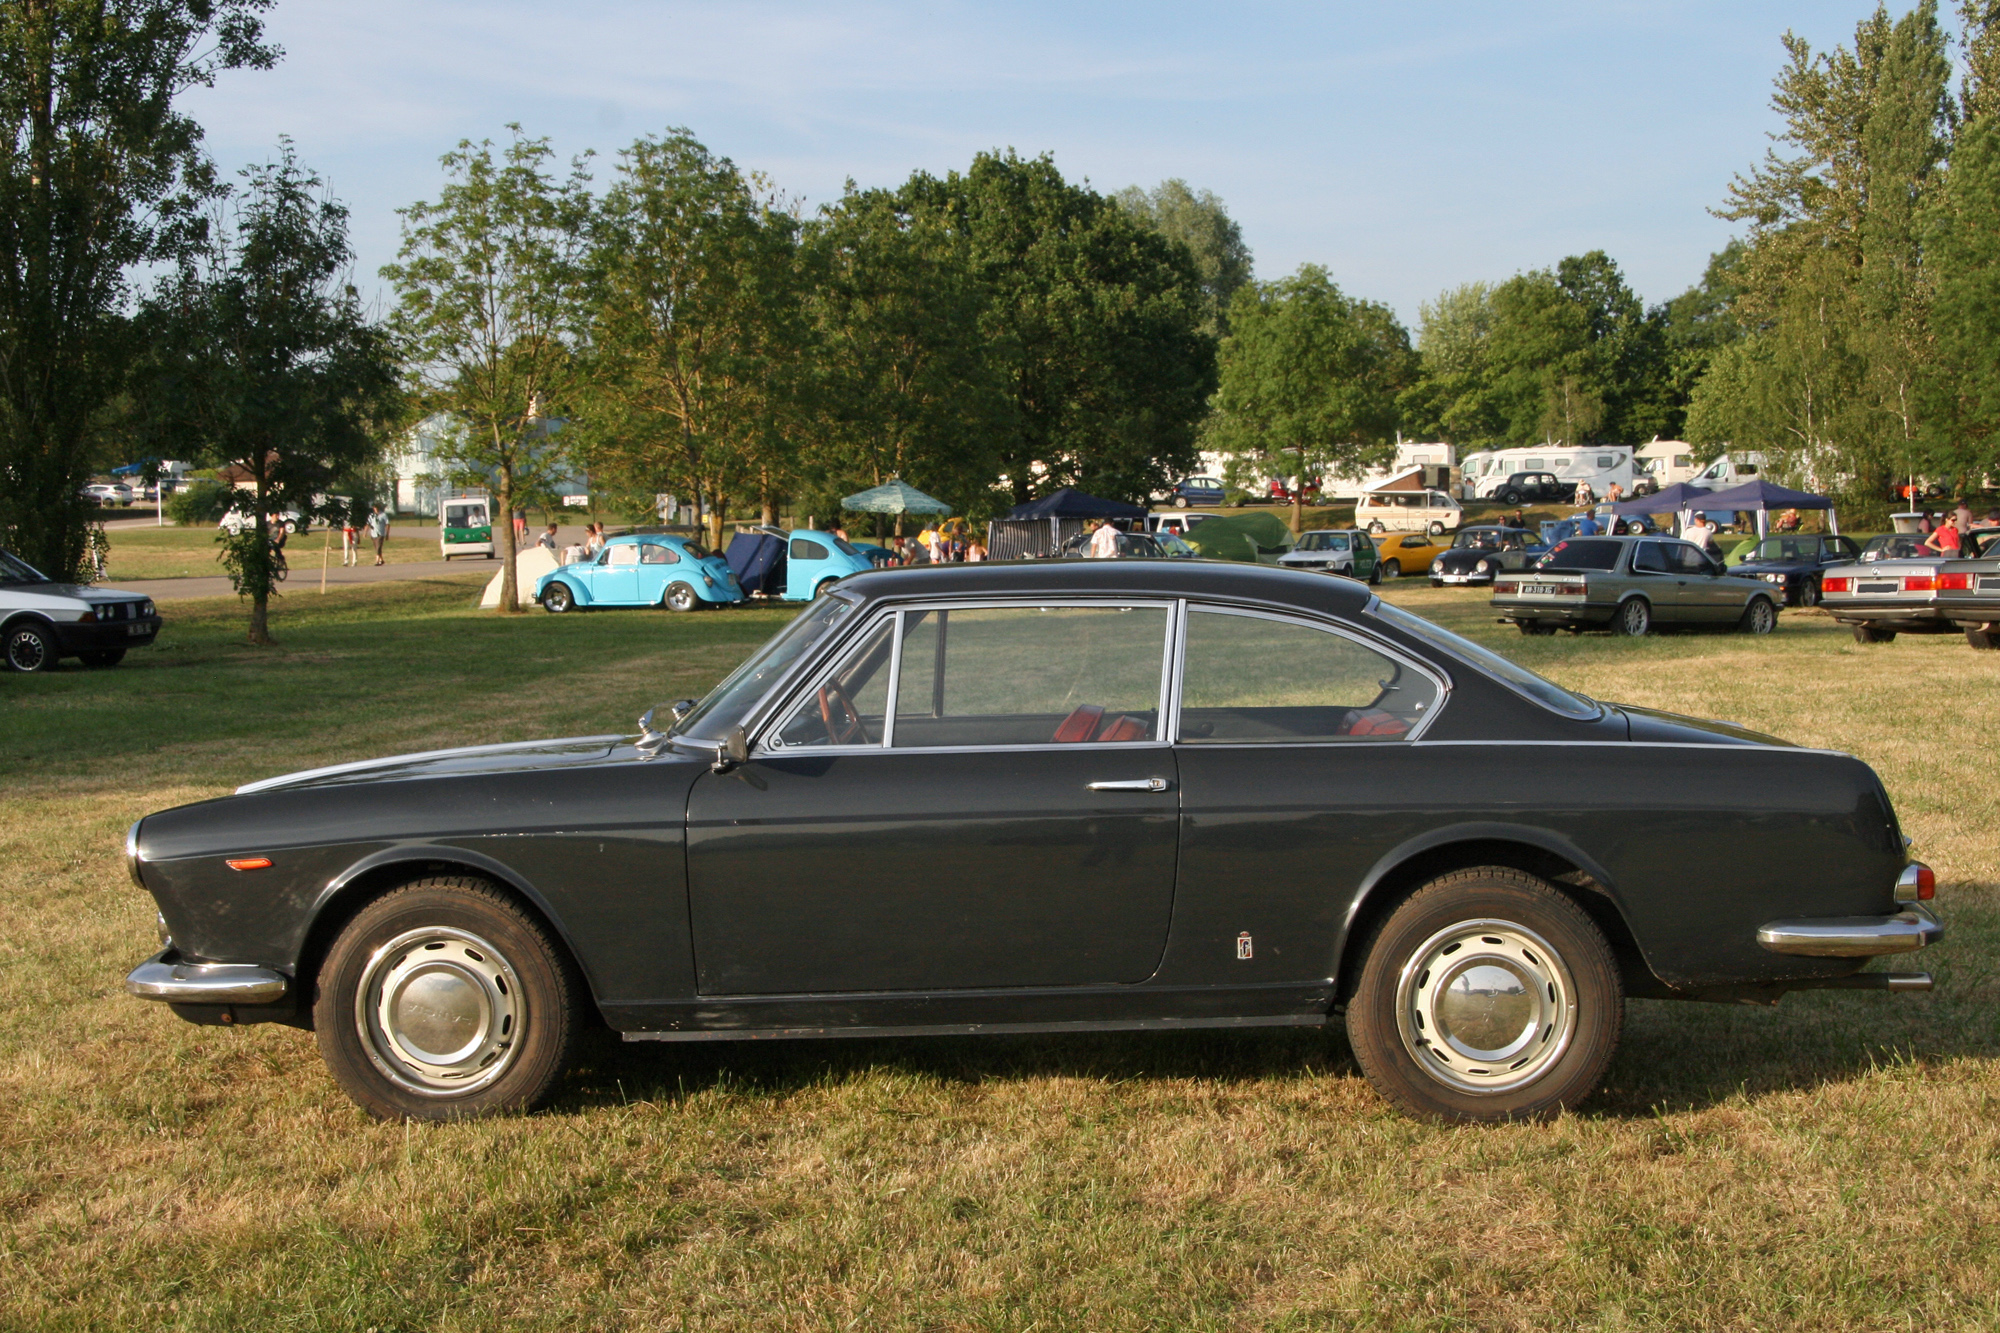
(79, 649), (126, 668)
(1517, 620), (1557, 636)
(4, 621), (57, 672)
(665, 582), (699, 612)
(1798, 578), (1821, 608)
(1345, 867), (1622, 1123)
(1852, 623), (1895, 644)
(1380, 559), (1401, 581)
(1966, 628), (1998, 650)
(1173, 496), (1189, 509)
(1496, 488), (1522, 506)
(1737, 596), (1777, 635)
(540, 581), (575, 614)
(1366, 563), (1380, 586)
(312, 877), (585, 1121)
(1611, 597), (1651, 637)
(1366, 520), (1385, 534)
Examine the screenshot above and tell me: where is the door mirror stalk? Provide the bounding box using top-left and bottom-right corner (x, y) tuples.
(713, 726), (749, 774)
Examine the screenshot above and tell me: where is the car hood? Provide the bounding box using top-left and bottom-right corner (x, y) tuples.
(234, 735), (631, 794)
(0, 582), (151, 607)
(1614, 704), (1790, 748)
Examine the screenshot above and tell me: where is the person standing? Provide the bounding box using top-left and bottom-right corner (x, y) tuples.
(366, 504), (390, 566)
(1087, 518), (1121, 558)
(1955, 497), (1974, 535)
(513, 509), (527, 545)
(537, 522), (560, 554)
(1924, 514), (1962, 557)
(340, 513), (358, 566)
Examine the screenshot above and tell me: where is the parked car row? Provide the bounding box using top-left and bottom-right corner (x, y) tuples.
(1820, 528), (2000, 648)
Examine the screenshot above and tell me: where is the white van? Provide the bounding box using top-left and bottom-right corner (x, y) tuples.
(1461, 446), (1639, 502)
(1633, 440), (1699, 493)
(1355, 488), (1463, 534)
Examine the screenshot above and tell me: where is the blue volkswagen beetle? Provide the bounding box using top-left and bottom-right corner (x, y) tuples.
(536, 535), (743, 613)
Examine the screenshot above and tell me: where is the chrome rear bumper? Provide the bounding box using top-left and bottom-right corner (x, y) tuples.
(125, 950), (289, 1004)
(1756, 906), (1943, 958)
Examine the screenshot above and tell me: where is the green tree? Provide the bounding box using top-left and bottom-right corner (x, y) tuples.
(382, 130), (594, 612)
(580, 129), (803, 549)
(0, 0), (277, 579)
(801, 186), (1005, 533)
(1208, 265), (1414, 532)
(1113, 179), (1254, 335)
(136, 145), (399, 643)
(896, 152), (1215, 507)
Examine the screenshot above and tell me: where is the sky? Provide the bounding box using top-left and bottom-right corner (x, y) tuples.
(180, 1), (1918, 329)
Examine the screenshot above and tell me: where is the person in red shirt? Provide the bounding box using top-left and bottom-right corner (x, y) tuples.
(1924, 515), (1961, 556)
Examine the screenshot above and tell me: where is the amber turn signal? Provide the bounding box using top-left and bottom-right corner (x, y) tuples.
(225, 857), (273, 872)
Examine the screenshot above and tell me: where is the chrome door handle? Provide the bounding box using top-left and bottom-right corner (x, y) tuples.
(1087, 778), (1173, 792)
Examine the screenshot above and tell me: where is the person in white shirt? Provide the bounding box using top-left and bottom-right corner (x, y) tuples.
(1087, 519), (1121, 558)
(1682, 513), (1718, 553)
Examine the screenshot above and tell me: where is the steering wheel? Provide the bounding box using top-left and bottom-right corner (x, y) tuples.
(817, 682), (870, 745)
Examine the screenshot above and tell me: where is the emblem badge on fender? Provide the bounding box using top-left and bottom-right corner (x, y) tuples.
(1236, 932), (1253, 960)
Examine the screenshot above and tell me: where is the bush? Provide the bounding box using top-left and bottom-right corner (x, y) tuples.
(166, 480), (232, 527)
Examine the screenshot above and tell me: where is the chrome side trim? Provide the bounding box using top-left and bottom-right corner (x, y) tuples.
(235, 735), (628, 795)
(125, 951), (289, 1004)
(622, 1013), (1327, 1043)
(1756, 907), (1942, 958)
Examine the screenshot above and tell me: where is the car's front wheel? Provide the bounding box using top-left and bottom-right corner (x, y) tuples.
(1429, 521), (1446, 536)
(540, 582), (574, 614)
(664, 582), (699, 612)
(313, 877), (585, 1121)
(1611, 597), (1651, 636)
(4, 622), (56, 672)
(1798, 578), (1821, 607)
(1173, 496), (1189, 509)
(1738, 596), (1777, 635)
(1496, 488), (1521, 506)
(1346, 868), (1622, 1123)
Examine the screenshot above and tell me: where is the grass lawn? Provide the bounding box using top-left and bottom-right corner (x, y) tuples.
(2, 573), (1995, 1330)
(99, 527), (461, 582)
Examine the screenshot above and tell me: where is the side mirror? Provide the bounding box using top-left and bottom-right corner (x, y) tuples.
(713, 725), (749, 774)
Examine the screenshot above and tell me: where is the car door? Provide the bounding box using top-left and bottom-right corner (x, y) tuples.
(684, 601), (1181, 995)
(593, 542), (641, 604)
(785, 535), (830, 600)
(1629, 540), (1690, 619)
(1170, 606), (1444, 985)
(637, 541), (679, 603)
(1672, 541), (1741, 620)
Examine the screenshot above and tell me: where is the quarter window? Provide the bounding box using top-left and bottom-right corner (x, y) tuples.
(1633, 542), (1671, 574)
(1178, 610), (1437, 743)
(639, 543), (678, 565)
(791, 537), (829, 562)
(891, 606), (1169, 748)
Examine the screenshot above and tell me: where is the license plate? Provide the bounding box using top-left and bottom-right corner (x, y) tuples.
(1519, 583), (1566, 595)
(126, 622), (149, 636)
(1858, 580), (1901, 594)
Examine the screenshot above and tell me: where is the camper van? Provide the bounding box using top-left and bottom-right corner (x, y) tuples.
(1458, 446), (1639, 503)
(1322, 441), (1457, 499)
(1633, 440), (1700, 493)
(1688, 452), (1768, 492)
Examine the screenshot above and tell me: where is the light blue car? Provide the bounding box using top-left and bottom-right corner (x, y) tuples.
(725, 528), (877, 601)
(535, 534), (743, 614)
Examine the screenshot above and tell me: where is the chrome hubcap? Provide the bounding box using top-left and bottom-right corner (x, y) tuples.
(8, 631), (46, 670)
(357, 927), (523, 1097)
(1395, 919), (1577, 1094)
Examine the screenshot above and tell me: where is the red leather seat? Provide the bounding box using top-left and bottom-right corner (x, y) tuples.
(1342, 708), (1409, 737)
(1096, 714), (1148, 742)
(1051, 705), (1105, 743)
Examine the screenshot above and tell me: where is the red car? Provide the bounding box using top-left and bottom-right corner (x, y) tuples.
(1267, 477), (1322, 504)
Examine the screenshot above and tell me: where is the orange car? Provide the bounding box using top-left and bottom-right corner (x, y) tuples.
(1371, 530), (1449, 579)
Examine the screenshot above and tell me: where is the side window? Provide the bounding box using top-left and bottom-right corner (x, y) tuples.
(791, 537), (829, 562)
(1596, 455), (1615, 469)
(776, 619), (895, 748)
(891, 606), (1169, 748)
(1178, 610), (1438, 744)
(1670, 543), (1711, 574)
(607, 544), (640, 566)
(639, 543), (677, 565)
(1633, 542), (1671, 574)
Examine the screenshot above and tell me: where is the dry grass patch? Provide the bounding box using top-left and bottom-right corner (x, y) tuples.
(1, 579), (1996, 1330)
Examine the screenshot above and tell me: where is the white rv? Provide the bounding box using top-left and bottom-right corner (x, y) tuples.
(1632, 440), (1699, 493)
(1323, 441), (1457, 499)
(1688, 452), (1768, 492)
(1458, 445), (1640, 502)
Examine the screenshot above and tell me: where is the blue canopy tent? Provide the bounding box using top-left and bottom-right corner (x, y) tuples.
(1005, 487), (1146, 520)
(1697, 479), (1839, 536)
(1608, 482), (1712, 516)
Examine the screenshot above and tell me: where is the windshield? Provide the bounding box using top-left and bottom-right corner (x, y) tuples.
(1367, 601), (1602, 721)
(0, 549), (51, 584)
(674, 594), (857, 741)
(1453, 530), (1500, 550)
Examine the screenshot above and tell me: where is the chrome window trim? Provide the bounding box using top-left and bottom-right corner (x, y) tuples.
(757, 597), (1179, 757)
(1175, 602), (1449, 745)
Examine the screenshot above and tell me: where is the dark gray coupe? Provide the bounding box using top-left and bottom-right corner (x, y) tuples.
(125, 562), (1940, 1124)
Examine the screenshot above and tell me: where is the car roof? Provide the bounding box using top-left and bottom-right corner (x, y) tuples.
(833, 557), (1376, 615)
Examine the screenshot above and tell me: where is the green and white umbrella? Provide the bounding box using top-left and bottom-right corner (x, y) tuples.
(840, 477), (953, 516)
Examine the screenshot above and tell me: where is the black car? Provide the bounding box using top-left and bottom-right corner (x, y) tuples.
(124, 562), (1940, 1125)
(1430, 525), (1552, 587)
(1732, 533), (1866, 605)
(1488, 472), (1570, 506)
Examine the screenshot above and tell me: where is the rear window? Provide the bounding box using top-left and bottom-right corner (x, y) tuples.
(1536, 539), (1622, 571)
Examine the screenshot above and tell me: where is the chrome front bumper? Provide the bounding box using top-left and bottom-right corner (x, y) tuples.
(126, 950), (290, 1004)
(1756, 905), (1943, 958)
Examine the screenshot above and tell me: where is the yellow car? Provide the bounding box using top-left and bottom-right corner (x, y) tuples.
(1371, 530), (1449, 579)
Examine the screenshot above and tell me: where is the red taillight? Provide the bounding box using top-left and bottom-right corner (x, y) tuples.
(1558, 582), (1588, 597)
(1903, 574), (1937, 592)
(1822, 576), (1851, 593)
(1897, 861), (1935, 902)
(1937, 572), (1973, 591)
(1494, 580), (1519, 595)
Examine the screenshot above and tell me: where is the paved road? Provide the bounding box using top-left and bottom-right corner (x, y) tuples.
(113, 557), (497, 601)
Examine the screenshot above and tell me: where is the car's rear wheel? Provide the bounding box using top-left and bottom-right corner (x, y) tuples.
(1346, 867), (1622, 1123)
(1367, 520), (1385, 534)
(1173, 496), (1189, 509)
(1611, 597), (1651, 636)
(1380, 559), (1401, 581)
(1853, 623), (1895, 644)
(1737, 597), (1778, 635)
(79, 649), (125, 668)
(1496, 488), (1522, 506)
(665, 582), (699, 612)
(1798, 578), (1821, 607)
(313, 878), (585, 1121)
(540, 582), (574, 614)
(1429, 521), (1446, 536)
(4, 622), (56, 672)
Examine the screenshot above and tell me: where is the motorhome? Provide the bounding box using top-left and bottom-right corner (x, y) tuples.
(1457, 445), (1640, 503)
(1323, 441), (1456, 499)
(1688, 452), (1768, 492)
(1633, 440), (1699, 493)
